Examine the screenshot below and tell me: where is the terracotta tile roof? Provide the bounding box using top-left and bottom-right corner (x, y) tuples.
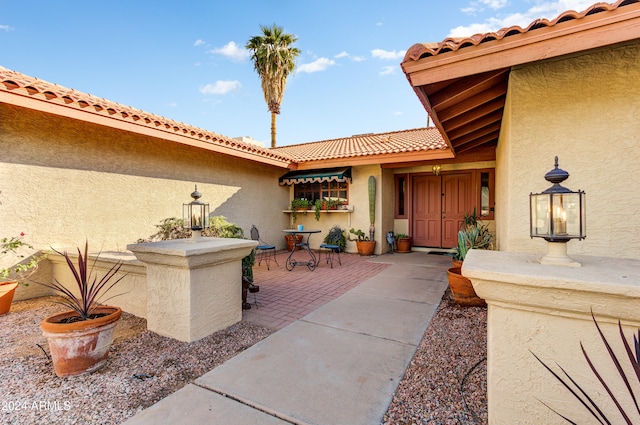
(272, 127), (448, 163)
(0, 66), (450, 168)
(401, 0), (640, 158)
(403, 0), (638, 62)
(0, 66), (294, 167)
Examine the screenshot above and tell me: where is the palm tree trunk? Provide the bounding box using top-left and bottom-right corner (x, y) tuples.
(271, 112), (277, 148)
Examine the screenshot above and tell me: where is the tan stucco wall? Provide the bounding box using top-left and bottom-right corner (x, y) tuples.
(496, 42), (640, 259)
(466, 250), (640, 424)
(0, 104), (290, 253)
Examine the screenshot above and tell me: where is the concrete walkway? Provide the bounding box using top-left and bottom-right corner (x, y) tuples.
(123, 252), (450, 425)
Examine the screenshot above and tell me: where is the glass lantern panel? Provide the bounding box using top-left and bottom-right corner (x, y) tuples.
(530, 194), (550, 237)
(183, 204), (191, 229)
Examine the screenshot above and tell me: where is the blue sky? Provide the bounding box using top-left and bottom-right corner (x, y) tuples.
(2, 0), (596, 146)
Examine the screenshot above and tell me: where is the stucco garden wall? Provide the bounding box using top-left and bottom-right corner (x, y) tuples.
(496, 42), (640, 259)
(0, 104), (290, 253)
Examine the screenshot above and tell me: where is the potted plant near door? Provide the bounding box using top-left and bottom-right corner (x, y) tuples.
(37, 242), (126, 377)
(349, 228), (376, 256)
(394, 233), (412, 253)
(447, 218), (493, 307)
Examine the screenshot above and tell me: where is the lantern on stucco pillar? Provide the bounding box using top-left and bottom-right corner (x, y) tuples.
(530, 157), (586, 266)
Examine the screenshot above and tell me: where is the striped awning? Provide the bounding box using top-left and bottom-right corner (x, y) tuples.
(279, 167), (352, 185)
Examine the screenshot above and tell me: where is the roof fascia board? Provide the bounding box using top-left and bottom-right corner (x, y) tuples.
(411, 86), (455, 151)
(403, 4), (640, 86)
(0, 91), (292, 168)
(293, 149), (455, 170)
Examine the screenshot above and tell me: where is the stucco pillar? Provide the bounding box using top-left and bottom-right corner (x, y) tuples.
(462, 249), (640, 424)
(127, 238), (257, 343)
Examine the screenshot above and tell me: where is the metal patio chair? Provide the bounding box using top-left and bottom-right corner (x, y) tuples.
(318, 225), (344, 268)
(250, 225), (278, 270)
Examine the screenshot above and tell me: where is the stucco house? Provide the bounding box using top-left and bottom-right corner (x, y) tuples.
(401, 0), (640, 260)
(0, 72), (495, 257)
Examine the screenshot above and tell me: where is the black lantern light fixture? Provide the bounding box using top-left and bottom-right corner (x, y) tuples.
(530, 156), (585, 266)
(183, 185), (210, 239)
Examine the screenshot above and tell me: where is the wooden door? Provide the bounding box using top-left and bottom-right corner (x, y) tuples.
(412, 175), (441, 247)
(411, 173), (474, 248)
(441, 173), (473, 248)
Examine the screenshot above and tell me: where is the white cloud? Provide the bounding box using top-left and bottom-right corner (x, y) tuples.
(371, 49), (406, 60)
(167, 102), (178, 107)
(0, 25), (12, 32)
(194, 39), (205, 47)
(199, 80), (241, 95)
(209, 41), (250, 62)
(394, 111), (404, 116)
(297, 57), (336, 73)
(379, 66), (396, 76)
(334, 51), (366, 62)
(453, 0), (596, 37)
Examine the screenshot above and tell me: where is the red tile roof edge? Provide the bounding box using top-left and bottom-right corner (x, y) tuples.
(0, 66), (294, 165)
(272, 127), (448, 162)
(403, 0), (638, 63)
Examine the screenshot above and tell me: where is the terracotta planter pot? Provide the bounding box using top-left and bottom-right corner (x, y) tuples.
(41, 306), (122, 377)
(446, 267), (486, 307)
(396, 237), (412, 253)
(0, 282), (18, 315)
(285, 234), (304, 251)
(451, 258), (463, 268)
(356, 240), (376, 256)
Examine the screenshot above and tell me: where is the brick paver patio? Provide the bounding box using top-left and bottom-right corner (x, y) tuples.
(242, 250), (391, 330)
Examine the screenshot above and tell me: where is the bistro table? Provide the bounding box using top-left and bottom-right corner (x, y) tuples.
(282, 229), (321, 271)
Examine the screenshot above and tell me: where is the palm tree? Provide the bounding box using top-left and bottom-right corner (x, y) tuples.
(246, 24), (300, 148)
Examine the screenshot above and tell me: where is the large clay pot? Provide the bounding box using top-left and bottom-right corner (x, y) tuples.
(356, 240), (376, 256)
(285, 234), (304, 251)
(0, 282), (18, 315)
(41, 306), (122, 377)
(446, 267), (486, 307)
(396, 237), (412, 253)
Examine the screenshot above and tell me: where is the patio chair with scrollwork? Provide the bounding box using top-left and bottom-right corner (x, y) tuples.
(318, 225), (345, 268)
(250, 225), (278, 270)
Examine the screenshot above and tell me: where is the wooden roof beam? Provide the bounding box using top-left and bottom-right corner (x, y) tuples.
(428, 68), (509, 111)
(436, 83), (507, 122)
(442, 96), (506, 132)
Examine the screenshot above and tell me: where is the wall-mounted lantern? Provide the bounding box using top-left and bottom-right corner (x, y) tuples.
(530, 156), (585, 266)
(183, 185), (210, 239)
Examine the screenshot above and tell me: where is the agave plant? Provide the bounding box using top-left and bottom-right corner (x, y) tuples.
(453, 222), (493, 261)
(532, 311), (640, 424)
(37, 242), (126, 320)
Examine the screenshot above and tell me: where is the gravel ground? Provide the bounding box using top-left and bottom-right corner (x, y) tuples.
(1, 290), (487, 425)
(0, 297), (273, 425)
(383, 289), (488, 425)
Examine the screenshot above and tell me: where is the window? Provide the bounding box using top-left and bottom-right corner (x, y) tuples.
(294, 181), (349, 204)
(478, 169), (495, 220)
(395, 174), (407, 218)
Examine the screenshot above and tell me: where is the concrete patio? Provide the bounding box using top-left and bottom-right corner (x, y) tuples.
(124, 251), (451, 425)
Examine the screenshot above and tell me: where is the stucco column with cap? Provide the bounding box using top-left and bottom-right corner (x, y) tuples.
(462, 249), (640, 424)
(127, 238), (257, 343)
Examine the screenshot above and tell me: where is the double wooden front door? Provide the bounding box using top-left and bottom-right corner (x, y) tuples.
(412, 173), (473, 248)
